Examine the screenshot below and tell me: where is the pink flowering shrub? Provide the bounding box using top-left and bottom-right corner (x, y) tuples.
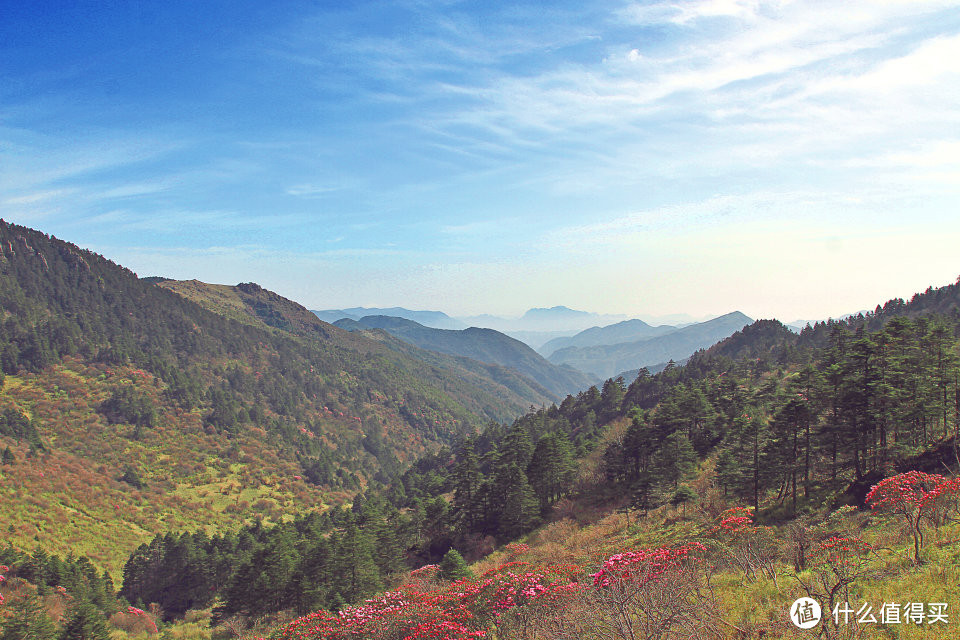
(561, 543), (716, 640)
(109, 606), (160, 635)
(269, 583), (487, 640)
(461, 561), (582, 638)
(270, 546), (717, 640)
(504, 542), (529, 558)
(268, 560), (582, 640)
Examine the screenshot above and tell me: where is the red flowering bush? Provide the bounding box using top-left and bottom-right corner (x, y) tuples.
(109, 606), (159, 635)
(460, 561), (583, 638)
(557, 543), (716, 640)
(798, 536), (876, 637)
(810, 537), (872, 569)
(270, 580), (487, 640)
(271, 548), (718, 640)
(865, 471), (960, 562)
(269, 560), (585, 640)
(714, 506), (754, 534)
(707, 507), (781, 583)
(589, 543), (705, 589)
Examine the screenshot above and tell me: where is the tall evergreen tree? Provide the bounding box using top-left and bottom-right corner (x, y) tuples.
(526, 431), (575, 508)
(331, 523), (382, 604)
(439, 548), (472, 581)
(59, 601), (109, 640)
(497, 462), (540, 540)
(452, 439), (485, 534)
(656, 431), (697, 489)
(0, 594), (57, 640)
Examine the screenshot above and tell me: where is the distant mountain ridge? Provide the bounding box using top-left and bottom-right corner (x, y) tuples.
(540, 318), (678, 356)
(547, 311), (753, 379)
(461, 306), (630, 333)
(161, 281), (559, 413)
(316, 306), (638, 350)
(335, 315), (596, 398)
(312, 307), (466, 330)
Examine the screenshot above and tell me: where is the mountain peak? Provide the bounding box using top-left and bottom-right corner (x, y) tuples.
(521, 306), (588, 319)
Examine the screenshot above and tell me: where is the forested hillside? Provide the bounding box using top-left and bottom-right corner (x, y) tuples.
(334, 314), (596, 397)
(158, 279), (559, 411)
(254, 276), (960, 638)
(0, 220), (553, 574)
(263, 280), (960, 638)
(70, 275), (960, 638)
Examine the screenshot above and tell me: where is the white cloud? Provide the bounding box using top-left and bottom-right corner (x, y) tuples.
(426, 1), (960, 147)
(620, 0), (765, 26)
(286, 184), (344, 197)
(2, 189), (77, 206)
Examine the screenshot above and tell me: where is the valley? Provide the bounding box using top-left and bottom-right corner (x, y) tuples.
(4, 219), (960, 639)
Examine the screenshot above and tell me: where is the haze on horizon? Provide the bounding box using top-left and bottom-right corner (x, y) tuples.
(2, 1), (959, 323)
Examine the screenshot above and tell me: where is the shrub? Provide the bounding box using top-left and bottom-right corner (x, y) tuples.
(865, 471), (960, 562)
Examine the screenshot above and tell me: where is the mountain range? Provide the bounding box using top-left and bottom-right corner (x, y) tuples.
(313, 305), (637, 349)
(312, 307), (467, 330)
(538, 318), (679, 356)
(333, 315), (596, 397)
(547, 311), (753, 379)
(6, 217), (960, 640)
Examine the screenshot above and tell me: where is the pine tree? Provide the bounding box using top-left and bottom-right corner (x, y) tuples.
(629, 470), (657, 516)
(599, 376), (626, 422)
(527, 431), (575, 508)
(291, 536), (331, 615)
(670, 484), (697, 517)
(59, 600), (109, 640)
(452, 439), (484, 534)
(222, 528), (299, 617)
(331, 523), (382, 604)
(1, 594), (57, 640)
(497, 463), (540, 540)
(369, 506), (408, 577)
(656, 431), (696, 489)
(500, 424), (533, 470)
(438, 548), (472, 581)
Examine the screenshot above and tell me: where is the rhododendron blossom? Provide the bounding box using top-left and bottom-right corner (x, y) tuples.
(866, 471), (960, 561)
(590, 543), (705, 589)
(712, 506), (754, 534)
(271, 549), (721, 640)
(809, 536), (872, 568)
(269, 561), (583, 640)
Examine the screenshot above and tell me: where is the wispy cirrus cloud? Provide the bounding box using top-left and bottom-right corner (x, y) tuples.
(285, 184), (345, 197)
(4, 1), (960, 319)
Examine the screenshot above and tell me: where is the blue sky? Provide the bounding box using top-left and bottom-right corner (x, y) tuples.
(3, 0), (960, 322)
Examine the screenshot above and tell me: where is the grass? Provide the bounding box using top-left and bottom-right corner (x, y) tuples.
(460, 477), (960, 639)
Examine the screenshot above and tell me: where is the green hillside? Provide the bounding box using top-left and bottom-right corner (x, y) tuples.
(336, 314), (596, 397)
(0, 220), (548, 575)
